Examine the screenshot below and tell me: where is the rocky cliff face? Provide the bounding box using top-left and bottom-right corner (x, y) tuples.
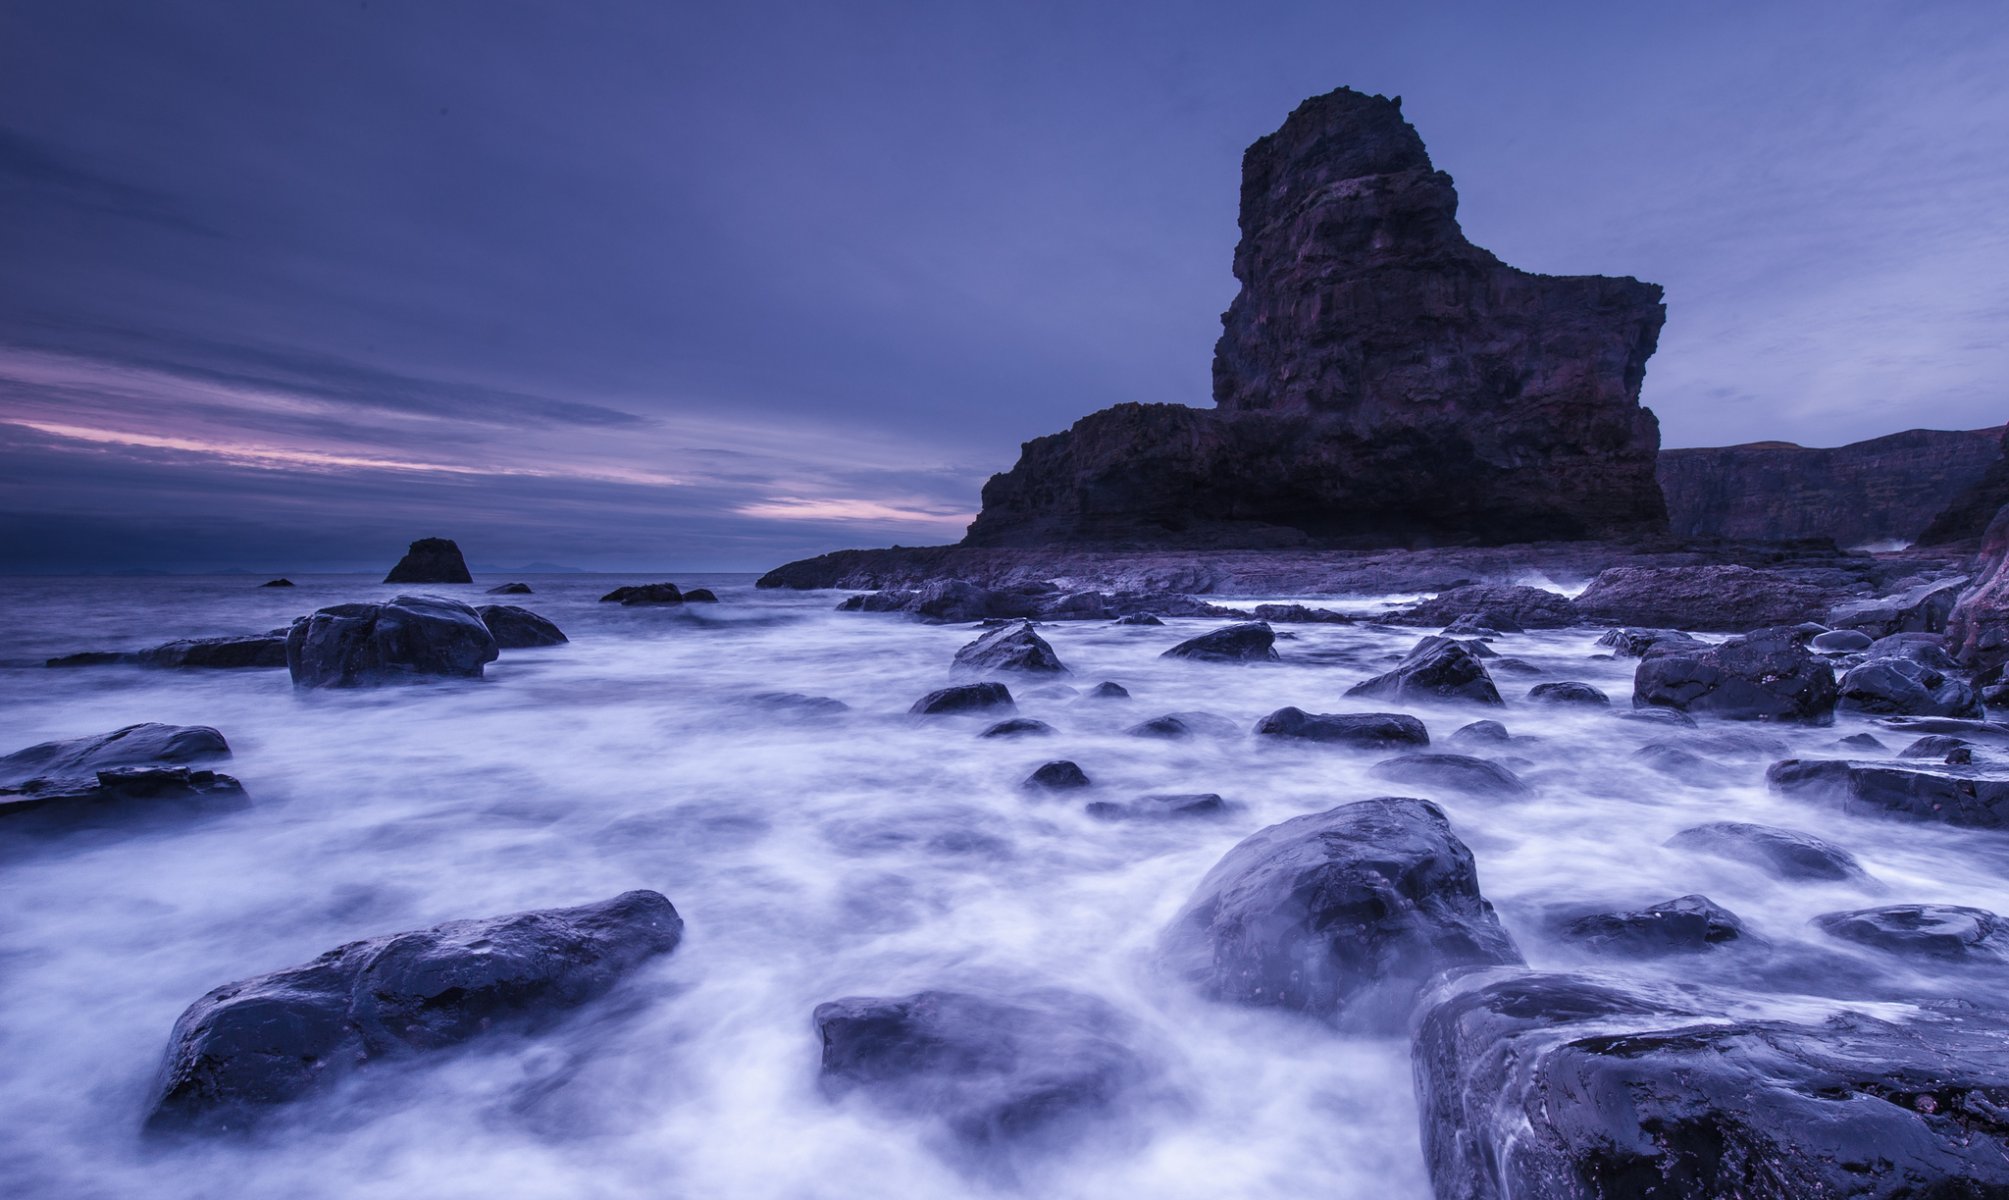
(1658, 427), (2004, 548)
(963, 87), (1669, 550)
(1917, 426), (2009, 546)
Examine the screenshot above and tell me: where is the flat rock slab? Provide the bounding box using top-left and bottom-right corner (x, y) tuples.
(1770, 758), (2009, 830)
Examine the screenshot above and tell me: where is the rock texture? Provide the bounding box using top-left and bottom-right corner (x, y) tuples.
(1659, 426), (2005, 546)
(285, 596), (499, 688)
(382, 537), (471, 585)
(1946, 505), (2009, 687)
(961, 87), (1666, 550)
(1918, 426), (2009, 545)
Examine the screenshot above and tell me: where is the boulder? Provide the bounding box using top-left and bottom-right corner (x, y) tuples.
(1398, 586), (1578, 630)
(1413, 971), (2009, 1200)
(1811, 628), (1874, 652)
(1247, 603), (1353, 624)
(979, 718), (1053, 739)
(1769, 758), (2009, 830)
(1632, 626), (1838, 723)
(1829, 576), (1968, 638)
(285, 596), (499, 688)
(259, 578), (294, 588)
(1252, 707), (1430, 749)
(1562, 894), (1748, 957)
(1160, 622), (1278, 664)
(911, 683), (1015, 717)
(1124, 712), (1240, 740)
(1160, 797), (1521, 1028)
(1370, 753), (1532, 798)
(485, 582), (532, 595)
(1084, 681), (1130, 700)
(1594, 627), (1708, 658)
(2, 766), (247, 833)
(0, 723), (230, 788)
(145, 634), (291, 669)
(600, 582), (683, 605)
(1347, 636), (1502, 705)
(1022, 761), (1090, 791)
(1897, 734), (1972, 761)
(382, 537), (471, 585)
(682, 588), (719, 603)
(1575, 565), (1827, 630)
(1525, 681), (1608, 706)
(476, 605), (568, 649)
(1446, 720), (1512, 747)
(1666, 820), (1868, 882)
(1837, 657), (1981, 718)
(1114, 613), (1162, 626)
(1085, 793), (1230, 821)
(952, 622), (1068, 676)
(1814, 904), (2009, 962)
(146, 891), (683, 1130)
(811, 987), (1147, 1151)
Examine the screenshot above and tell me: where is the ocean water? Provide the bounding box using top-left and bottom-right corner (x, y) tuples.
(1, 574), (2004, 1198)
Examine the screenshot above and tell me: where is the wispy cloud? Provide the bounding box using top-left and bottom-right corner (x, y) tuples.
(732, 496), (973, 526)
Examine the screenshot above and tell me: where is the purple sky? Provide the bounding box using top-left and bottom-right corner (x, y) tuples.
(3, 1), (2005, 571)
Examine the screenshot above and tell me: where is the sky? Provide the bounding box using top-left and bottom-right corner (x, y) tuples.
(2, 0), (2005, 572)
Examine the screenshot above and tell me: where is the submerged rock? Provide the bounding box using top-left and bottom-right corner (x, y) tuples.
(979, 718), (1053, 739)
(485, 582), (533, 595)
(476, 604), (568, 649)
(1370, 753), (1532, 798)
(382, 537), (471, 585)
(1252, 708), (1429, 749)
(952, 621), (1068, 676)
(1562, 894), (1748, 957)
(1632, 626), (1838, 723)
(1814, 904), (2009, 962)
(1413, 970), (2009, 1200)
(1666, 820), (1868, 882)
(146, 890), (683, 1131)
(1160, 622), (1278, 663)
(1022, 761), (1091, 791)
(682, 588), (719, 603)
(1085, 793), (1230, 821)
(285, 596), (499, 688)
(1160, 797), (1521, 1028)
(1525, 681), (1608, 706)
(1446, 719), (1512, 747)
(600, 582), (684, 605)
(911, 683), (1015, 716)
(1084, 681), (1131, 700)
(1347, 636), (1502, 706)
(1125, 712), (1240, 740)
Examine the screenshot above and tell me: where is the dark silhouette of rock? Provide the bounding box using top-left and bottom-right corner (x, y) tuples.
(1946, 504), (2009, 689)
(1, 766), (247, 833)
(1666, 820), (1868, 882)
(952, 622), (1068, 676)
(1371, 753), (1532, 797)
(1563, 894), (1747, 957)
(1160, 621), (1277, 663)
(1114, 613), (1162, 626)
(1160, 797), (1520, 1028)
(0, 724), (230, 789)
(1022, 761), (1090, 791)
(47, 634), (290, 670)
(258, 578), (294, 588)
(1124, 712), (1240, 740)
(1576, 564), (1827, 630)
(1246, 603), (1352, 624)
(1812, 628), (1874, 652)
(1918, 425), (2009, 545)
(811, 988), (1147, 1152)
(1814, 904), (2009, 961)
(486, 582), (533, 595)
(1769, 758), (2009, 830)
(1398, 586), (1577, 630)
(1897, 734), (1973, 761)
(1526, 681), (1608, 706)
(1594, 626), (1708, 658)
(1084, 681), (1130, 700)
(962, 88), (1666, 550)
(382, 537), (471, 585)
(1866, 631), (1961, 669)
(1632, 626), (1838, 723)
(600, 582), (684, 605)
(1659, 425), (2006, 546)
(1829, 576), (1968, 638)
(1086, 793), (1231, 821)
(1446, 720), (1513, 747)
(979, 718), (1053, 739)
(285, 596), (499, 688)
(476, 605), (568, 649)
(1348, 636), (1502, 705)
(682, 588), (719, 603)
(1252, 707), (1429, 749)
(146, 890), (682, 1131)
(1413, 971), (2009, 1200)
(910, 683), (1015, 716)
(1837, 657), (1980, 717)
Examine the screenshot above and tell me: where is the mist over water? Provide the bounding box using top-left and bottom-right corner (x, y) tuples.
(2, 575), (2004, 1198)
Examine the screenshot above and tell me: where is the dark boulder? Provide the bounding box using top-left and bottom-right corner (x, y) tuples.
(285, 596), (499, 688)
(1594, 626), (1708, 658)
(979, 718), (1054, 739)
(259, 578), (294, 588)
(1838, 732), (1888, 751)
(1084, 681), (1130, 700)
(1160, 797), (1521, 1028)
(1575, 564), (1826, 630)
(1114, 613), (1162, 626)
(952, 622), (1068, 676)
(1160, 621), (1278, 664)
(911, 683), (1015, 716)
(1413, 970), (2009, 1200)
(1811, 628), (1874, 652)
(1022, 761), (1090, 791)
(1247, 603), (1353, 624)
(1769, 758), (2009, 830)
(144, 635), (290, 669)
(146, 890), (683, 1130)
(1829, 576), (1968, 638)
(1398, 585), (1577, 630)
(1526, 681), (1608, 706)
(1614, 705), (1698, 729)
(1252, 707), (1429, 749)
(1897, 734), (1973, 761)
(2, 766), (248, 834)
(382, 537), (471, 585)
(600, 582), (683, 605)
(1348, 636), (1502, 706)
(476, 605), (568, 650)
(0, 723), (230, 788)
(1837, 656), (1980, 718)
(1814, 904), (2009, 962)
(1632, 626), (1838, 723)
(1124, 712), (1240, 740)
(812, 987), (1147, 1152)
(1666, 821), (1868, 882)
(682, 588), (719, 603)
(1446, 720), (1512, 747)
(1562, 894), (1748, 957)
(485, 582), (533, 595)
(1371, 753), (1532, 798)
(1866, 631), (1960, 670)
(1085, 793), (1230, 821)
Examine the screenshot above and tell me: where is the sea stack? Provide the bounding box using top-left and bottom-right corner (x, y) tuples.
(383, 537), (472, 584)
(963, 87), (1668, 549)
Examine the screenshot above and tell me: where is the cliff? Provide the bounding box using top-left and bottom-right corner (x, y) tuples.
(1658, 426), (2004, 548)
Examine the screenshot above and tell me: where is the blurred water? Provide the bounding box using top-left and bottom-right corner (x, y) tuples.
(0, 575), (2003, 1198)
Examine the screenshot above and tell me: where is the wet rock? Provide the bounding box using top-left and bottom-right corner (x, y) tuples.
(1446, 720), (1511, 747)
(382, 537), (471, 585)
(1632, 743), (1742, 785)
(1897, 734), (1973, 761)
(1632, 626), (1838, 723)
(1865, 631), (1961, 670)
(911, 683), (1015, 717)
(285, 595), (499, 688)
(812, 988), (1146, 1151)
(1829, 576), (1968, 638)
(1666, 821), (1868, 882)
(1252, 708), (1429, 749)
(1443, 614), (1514, 637)
(1576, 565), (1827, 631)
(2, 766), (248, 834)
(746, 692), (850, 718)
(1161, 797), (1520, 1028)
(1526, 681), (1608, 706)
(1563, 894), (1747, 957)
(142, 635), (289, 669)
(1247, 603), (1353, 624)
(1876, 715), (2009, 742)
(146, 890), (684, 1131)
(1769, 758), (2009, 830)
(682, 587), (719, 603)
(1487, 657), (1543, 677)
(1125, 711), (1241, 740)
(1836, 657), (1980, 718)
(1398, 586), (1578, 630)
(980, 718), (1054, 739)
(600, 582), (684, 605)
(1347, 636), (1502, 706)
(259, 578), (294, 588)
(1160, 621), (1278, 664)
(1947, 504), (2009, 686)
(1086, 793), (1230, 821)
(1084, 681), (1130, 700)
(485, 582), (533, 595)
(952, 621), (1068, 676)
(1814, 904), (2009, 962)
(0, 723), (230, 789)
(476, 605), (569, 649)
(1838, 732), (1888, 751)
(1811, 628), (1873, 652)
(1024, 684), (1077, 701)
(1594, 626), (1708, 658)
(1371, 753), (1532, 798)
(1614, 706), (1698, 728)
(1113, 613), (1162, 626)
(1022, 761), (1090, 791)
(1413, 970), (2009, 1200)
